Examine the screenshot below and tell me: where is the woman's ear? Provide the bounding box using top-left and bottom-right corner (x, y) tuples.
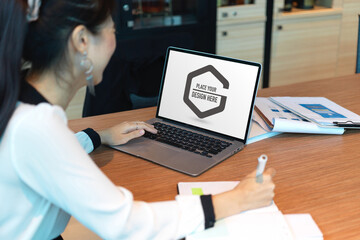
(70, 25), (89, 53)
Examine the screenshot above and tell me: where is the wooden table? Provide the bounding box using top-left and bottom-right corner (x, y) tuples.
(69, 74), (360, 240)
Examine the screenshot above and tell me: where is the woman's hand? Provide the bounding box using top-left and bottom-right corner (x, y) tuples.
(98, 121), (157, 146)
(212, 168), (276, 220)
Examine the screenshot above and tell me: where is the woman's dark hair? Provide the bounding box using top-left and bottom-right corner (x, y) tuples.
(0, 0), (27, 136)
(24, 0), (115, 73)
(0, 0), (115, 137)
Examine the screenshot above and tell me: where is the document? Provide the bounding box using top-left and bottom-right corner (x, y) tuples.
(247, 111), (282, 144)
(270, 97), (360, 128)
(255, 97), (345, 134)
(284, 214), (323, 240)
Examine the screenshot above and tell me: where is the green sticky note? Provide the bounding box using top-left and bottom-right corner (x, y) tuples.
(191, 188), (204, 195)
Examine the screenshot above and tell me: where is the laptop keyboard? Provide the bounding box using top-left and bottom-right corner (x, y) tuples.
(143, 122), (232, 158)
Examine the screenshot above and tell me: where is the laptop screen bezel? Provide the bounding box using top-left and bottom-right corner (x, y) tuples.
(155, 46), (261, 143)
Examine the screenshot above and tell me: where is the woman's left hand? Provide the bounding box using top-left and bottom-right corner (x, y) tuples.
(98, 121), (157, 146)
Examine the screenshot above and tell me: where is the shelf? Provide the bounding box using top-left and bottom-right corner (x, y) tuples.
(217, 16), (266, 26)
(217, 0), (266, 23)
(275, 6), (343, 20)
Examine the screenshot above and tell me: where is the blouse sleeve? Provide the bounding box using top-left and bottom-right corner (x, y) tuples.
(75, 128), (101, 154)
(11, 104), (205, 239)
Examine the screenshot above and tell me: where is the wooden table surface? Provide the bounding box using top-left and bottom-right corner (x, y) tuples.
(69, 74), (360, 240)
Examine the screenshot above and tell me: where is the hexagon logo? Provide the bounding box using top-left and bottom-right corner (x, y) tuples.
(183, 65), (229, 119)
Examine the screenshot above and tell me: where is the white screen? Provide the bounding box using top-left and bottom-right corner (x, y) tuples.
(158, 49), (260, 140)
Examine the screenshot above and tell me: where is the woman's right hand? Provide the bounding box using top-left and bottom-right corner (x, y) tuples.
(98, 121), (157, 146)
(212, 168), (276, 220)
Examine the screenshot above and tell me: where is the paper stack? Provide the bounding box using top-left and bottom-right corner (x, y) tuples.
(254, 97), (345, 135)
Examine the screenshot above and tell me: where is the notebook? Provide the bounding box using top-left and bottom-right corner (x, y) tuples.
(111, 47), (261, 176)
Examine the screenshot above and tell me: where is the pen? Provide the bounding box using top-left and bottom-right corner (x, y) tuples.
(333, 121), (360, 128)
(256, 154), (268, 183)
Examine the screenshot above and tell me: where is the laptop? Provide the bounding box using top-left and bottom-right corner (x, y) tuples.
(111, 47), (261, 176)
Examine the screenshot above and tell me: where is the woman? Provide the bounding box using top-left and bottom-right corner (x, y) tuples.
(0, 0), (275, 239)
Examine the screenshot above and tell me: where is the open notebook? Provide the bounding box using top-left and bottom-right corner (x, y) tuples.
(178, 181), (323, 240)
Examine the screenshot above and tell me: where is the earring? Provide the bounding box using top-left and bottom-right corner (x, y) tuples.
(80, 51), (95, 96)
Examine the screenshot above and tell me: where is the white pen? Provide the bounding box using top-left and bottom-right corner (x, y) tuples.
(256, 154), (268, 183)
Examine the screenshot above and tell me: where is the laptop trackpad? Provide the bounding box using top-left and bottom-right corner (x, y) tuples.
(111, 137), (221, 176)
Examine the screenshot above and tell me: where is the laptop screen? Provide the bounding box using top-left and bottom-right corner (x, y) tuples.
(156, 47), (261, 142)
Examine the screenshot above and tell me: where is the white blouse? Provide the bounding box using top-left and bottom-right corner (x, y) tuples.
(0, 103), (205, 239)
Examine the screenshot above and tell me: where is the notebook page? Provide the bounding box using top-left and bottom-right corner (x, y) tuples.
(186, 211), (294, 240)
